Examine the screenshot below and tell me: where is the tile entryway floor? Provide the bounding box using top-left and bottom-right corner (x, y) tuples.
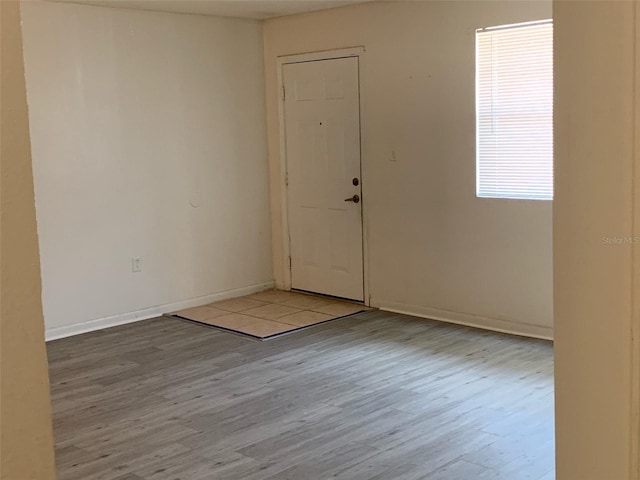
(169, 290), (370, 339)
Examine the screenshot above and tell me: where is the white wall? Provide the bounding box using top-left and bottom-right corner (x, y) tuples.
(263, 0), (553, 339)
(21, 1), (273, 339)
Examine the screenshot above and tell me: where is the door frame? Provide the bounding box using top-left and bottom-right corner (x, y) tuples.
(276, 46), (369, 305)
(632, 2), (640, 474)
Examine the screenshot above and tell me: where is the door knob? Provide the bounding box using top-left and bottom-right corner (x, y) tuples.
(344, 194), (360, 203)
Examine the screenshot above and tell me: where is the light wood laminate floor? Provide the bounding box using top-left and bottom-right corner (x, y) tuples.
(48, 310), (555, 480)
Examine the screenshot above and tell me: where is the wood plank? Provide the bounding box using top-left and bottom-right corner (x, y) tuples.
(47, 312), (554, 479)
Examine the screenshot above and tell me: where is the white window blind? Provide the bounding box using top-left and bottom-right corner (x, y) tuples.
(476, 21), (553, 200)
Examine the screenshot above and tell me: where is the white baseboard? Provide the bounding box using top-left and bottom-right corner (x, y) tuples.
(374, 300), (553, 341)
(45, 281), (275, 341)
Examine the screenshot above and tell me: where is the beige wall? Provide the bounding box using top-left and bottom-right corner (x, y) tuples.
(20, 1), (273, 338)
(0, 1), (56, 478)
(263, 0), (553, 338)
(554, 1), (640, 479)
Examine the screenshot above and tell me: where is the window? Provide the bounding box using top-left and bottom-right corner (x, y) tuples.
(476, 20), (553, 200)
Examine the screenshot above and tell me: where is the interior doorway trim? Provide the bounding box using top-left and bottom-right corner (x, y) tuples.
(276, 46), (369, 305)
(631, 3), (640, 476)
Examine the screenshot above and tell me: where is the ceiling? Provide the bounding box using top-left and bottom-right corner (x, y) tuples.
(49, 0), (373, 19)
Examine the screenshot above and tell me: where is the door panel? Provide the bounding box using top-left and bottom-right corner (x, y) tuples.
(283, 56), (363, 301)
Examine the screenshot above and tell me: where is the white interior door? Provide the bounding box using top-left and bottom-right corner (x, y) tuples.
(283, 56), (364, 301)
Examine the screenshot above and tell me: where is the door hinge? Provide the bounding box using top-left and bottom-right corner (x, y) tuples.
(285, 172), (289, 186)
(281, 84), (286, 101)
(288, 256), (292, 269)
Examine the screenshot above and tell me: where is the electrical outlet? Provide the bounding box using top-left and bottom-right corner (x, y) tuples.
(131, 257), (142, 273)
